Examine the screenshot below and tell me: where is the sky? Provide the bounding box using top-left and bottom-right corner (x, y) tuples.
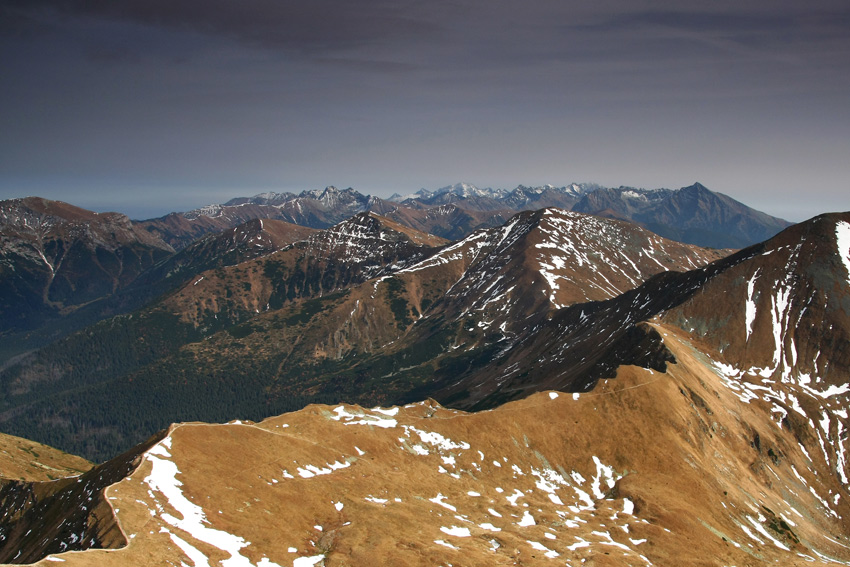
(1, 1), (848, 221)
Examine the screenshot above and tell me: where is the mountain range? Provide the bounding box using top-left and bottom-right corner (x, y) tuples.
(389, 181), (791, 249)
(0, 198), (175, 362)
(0, 206), (729, 460)
(0, 182), (788, 362)
(137, 181), (788, 251)
(0, 184), (846, 566)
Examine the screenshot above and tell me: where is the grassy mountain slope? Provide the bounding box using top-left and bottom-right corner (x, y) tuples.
(3, 337), (849, 565)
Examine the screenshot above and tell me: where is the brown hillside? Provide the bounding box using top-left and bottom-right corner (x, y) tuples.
(6, 322), (849, 566)
(0, 433), (92, 482)
(160, 212), (445, 328)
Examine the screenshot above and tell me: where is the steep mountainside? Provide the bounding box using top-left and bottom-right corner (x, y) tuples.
(433, 213), (850, 409)
(0, 198), (174, 325)
(159, 212), (446, 329)
(0, 202), (319, 366)
(573, 183), (792, 248)
(660, 213), (850, 496)
(0, 210), (727, 462)
(0, 431), (163, 564)
(365, 202), (512, 241)
(0, 198), (175, 360)
(662, 213), (850, 384)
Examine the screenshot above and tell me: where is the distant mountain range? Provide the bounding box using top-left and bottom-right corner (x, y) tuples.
(0, 204), (848, 566)
(388, 181), (598, 211)
(138, 186), (376, 249)
(136, 181), (789, 250)
(0, 182), (789, 363)
(572, 182), (791, 248)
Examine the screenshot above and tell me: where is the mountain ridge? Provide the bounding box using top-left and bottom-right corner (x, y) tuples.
(134, 182), (790, 251)
(573, 183), (792, 248)
(2, 348), (849, 566)
(0, 203), (847, 566)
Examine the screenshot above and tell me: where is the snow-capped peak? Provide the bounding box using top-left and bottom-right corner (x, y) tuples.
(388, 188), (434, 202)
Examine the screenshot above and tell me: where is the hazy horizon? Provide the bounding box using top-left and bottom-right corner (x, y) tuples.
(0, 180), (831, 223)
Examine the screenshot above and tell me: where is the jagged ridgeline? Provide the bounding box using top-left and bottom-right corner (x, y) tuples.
(0, 182), (788, 362)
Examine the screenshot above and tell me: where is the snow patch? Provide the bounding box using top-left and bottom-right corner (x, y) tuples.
(527, 540), (559, 558)
(292, 555), (325, 567)
(434, 539), (460, 550)
(430, 493), (457, 512)
(296, 460), (351, 478)
(404, 425), (470, 452)
(330, 406), (397, 428)
(440, 526), (471, 537)
(745, 269), (760, 341)
(517, 511), (536, 527)
(144, 448), (279, 567)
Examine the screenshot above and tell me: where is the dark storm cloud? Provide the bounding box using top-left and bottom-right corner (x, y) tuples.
(5, 0), (849, 78)
(1, 0), (444, 54)
(574, 7), (850, 64)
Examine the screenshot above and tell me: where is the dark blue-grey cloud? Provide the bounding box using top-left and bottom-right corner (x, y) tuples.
(8, 1), (843, 65)
(1, 0), (444, 54)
